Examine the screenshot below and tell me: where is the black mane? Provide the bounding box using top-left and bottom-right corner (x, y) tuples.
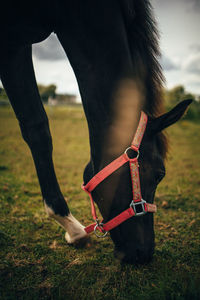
(120, 0), (168, 158)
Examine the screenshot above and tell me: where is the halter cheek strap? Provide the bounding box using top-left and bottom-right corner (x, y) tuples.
(82, 112), (157, 237)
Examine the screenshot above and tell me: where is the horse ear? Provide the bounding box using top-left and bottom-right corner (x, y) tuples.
(149, 99), (193, 133)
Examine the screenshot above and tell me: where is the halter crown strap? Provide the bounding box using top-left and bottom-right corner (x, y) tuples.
(132, 111), (148, 150)
(129, 112), (147, 203)
(82, 111), (157, 236)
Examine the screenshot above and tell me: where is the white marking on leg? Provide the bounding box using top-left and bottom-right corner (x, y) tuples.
(44, 201), (87, 244)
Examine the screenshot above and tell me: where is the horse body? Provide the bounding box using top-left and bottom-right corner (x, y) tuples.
(0, 0), (191, 264)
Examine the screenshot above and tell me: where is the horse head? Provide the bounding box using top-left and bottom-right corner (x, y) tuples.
(84, 99), (192, 264)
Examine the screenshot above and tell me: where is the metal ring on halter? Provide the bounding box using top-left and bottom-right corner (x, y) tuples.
(124, 147), (140, 160)
(94, 223), (108, 238)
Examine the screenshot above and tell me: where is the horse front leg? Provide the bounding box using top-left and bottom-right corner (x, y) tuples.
(0, 45), (87, 245)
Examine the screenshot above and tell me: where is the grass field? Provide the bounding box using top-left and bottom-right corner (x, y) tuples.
(0, 105), (200, 300)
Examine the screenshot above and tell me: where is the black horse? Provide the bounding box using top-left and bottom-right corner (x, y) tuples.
(0, 0), (191, 264)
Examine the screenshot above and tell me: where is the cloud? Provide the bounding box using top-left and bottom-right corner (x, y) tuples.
(152, 0), (200, 14)
(183, 52), (200, 75)
(185, 0), (200, 12)
(160, 55), (178, 71)
(32, 33), (66, 61)
(189, 43), (200, 52)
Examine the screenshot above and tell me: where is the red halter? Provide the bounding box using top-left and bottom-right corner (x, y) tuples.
(82, 112), (157, 237)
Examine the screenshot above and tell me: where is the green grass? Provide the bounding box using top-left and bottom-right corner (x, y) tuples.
(0, 106), (199, 300)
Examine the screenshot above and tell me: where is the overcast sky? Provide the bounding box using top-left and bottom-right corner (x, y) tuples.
(2, 0), (200, 100)
(152, 0), (200, 95)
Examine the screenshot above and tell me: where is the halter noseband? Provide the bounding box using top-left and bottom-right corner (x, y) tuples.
(82, 112), (157, 238)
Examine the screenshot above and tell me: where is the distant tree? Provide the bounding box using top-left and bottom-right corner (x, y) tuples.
(184, 98), (200, 121)
(164, 85), (195, 106)
(164, 85), (199, 121)
(38, 84), (57, 102)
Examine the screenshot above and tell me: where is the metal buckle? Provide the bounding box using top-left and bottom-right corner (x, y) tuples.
(130, 199), (147, 216)
(94, 221), (108, 238)
(124, 147), (139, 160)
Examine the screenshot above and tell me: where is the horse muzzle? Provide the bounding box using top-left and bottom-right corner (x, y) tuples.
(114, 244), (154, 265)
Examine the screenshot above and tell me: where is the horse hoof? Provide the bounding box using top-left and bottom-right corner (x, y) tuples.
(65, 232), (91, 248)
(73, 235), (92, 249)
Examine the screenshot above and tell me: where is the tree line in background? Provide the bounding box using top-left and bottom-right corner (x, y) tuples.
(0, 84), (76, 105)
(163, 85), (200, 121)
(37, 84), (57, 102)
(0, 84), (56, 103)
(0, 84), (199, 121)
